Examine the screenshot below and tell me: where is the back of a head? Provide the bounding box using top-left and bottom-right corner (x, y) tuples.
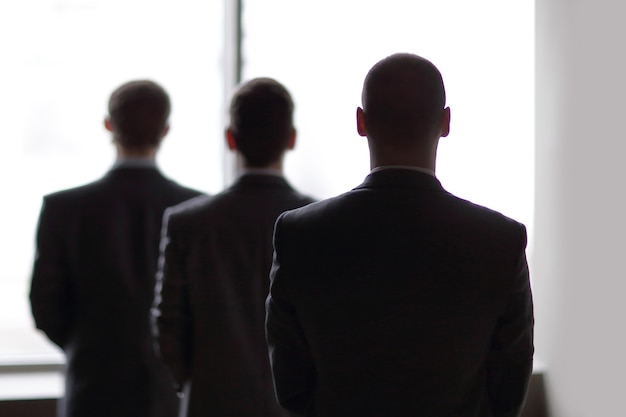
(108, 80), (171, 149)
(362, 53), (446, 145)
(229, 77), (294, 168)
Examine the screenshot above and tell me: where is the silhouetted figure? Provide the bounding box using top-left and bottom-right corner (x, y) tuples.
(30, 80), (203, 417)
(154, 78), (314, 417)
(265, 53), (534, 417)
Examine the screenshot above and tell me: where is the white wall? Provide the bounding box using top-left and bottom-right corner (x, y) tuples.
(534, 1), (626, 416)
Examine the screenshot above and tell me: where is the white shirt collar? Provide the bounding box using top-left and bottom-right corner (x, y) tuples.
(113, 157), (157, 169)
(240, 168), (283, 178)
(371, 165), (435, 177)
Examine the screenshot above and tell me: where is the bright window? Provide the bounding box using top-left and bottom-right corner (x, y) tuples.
(0, 0), (534, 364)
(242, 0), (535, 243)
(0, 0), (224, 362)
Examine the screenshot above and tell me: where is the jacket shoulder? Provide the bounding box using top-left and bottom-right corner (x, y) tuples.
(444, 193), (527, 234)
(165, 194), (213, 228)
(278, 188), (526, 239)
(42, 179), (106, 206)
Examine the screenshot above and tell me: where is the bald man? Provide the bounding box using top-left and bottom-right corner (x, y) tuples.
(265, 53), (534, 417)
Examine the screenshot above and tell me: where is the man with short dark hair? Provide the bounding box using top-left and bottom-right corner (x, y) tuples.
(107, 79), (172, 150)
(265, 53), (534, 417)
(30, 80), (202, 417)
(154, 77), (314, 417)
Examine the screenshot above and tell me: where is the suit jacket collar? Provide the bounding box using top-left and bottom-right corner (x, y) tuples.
(230, 172), (293, 191)
(104, 164), (164, 180)
(356, 168), (446, 193)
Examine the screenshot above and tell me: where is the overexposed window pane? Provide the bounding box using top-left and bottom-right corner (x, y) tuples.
(0, 0), (224, 361)
(242, 0), (534, 249)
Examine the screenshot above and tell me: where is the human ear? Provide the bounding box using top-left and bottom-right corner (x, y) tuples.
(225, 129), (237, 150)
(287, 129), (297, 150)
(440, 107), (451, 138)
(356, 107), (367, 137)
(104, 117), (114, 132)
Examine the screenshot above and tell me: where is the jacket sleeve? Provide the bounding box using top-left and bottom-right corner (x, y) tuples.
(153, 207), (193, 392)
(29, 197), (74, 349)
(487, 225), (535, 417)
(265, 213), (315, 416)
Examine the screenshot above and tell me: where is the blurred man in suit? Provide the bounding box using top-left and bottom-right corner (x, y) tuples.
(30, 80), (202, 417)
(154, 77), (314, 417)
(265, 53), (534, 417)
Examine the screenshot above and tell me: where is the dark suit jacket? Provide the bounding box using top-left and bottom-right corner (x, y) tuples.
(30, 165), (202, 417)
(155, 173), (314, 417)
(266, 168), (534, 417)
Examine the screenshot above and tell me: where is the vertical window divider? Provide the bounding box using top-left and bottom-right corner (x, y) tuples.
(222, 0), (243, 186)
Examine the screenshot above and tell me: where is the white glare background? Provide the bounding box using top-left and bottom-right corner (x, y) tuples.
(0, 0), (534, 363)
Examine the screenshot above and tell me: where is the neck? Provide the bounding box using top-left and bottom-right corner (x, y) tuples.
(368, 138), (438, 172)
(116, 145), (158, 160)
(237, 153), (284, 173)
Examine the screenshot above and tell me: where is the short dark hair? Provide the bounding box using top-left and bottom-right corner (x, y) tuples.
(108, 80), (171, 149)
(229, 78), (294, 167)
(362, 53), (446, 143)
